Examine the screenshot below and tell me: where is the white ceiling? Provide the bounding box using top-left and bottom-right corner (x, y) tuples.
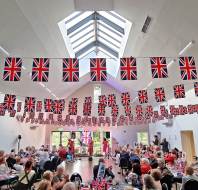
(0, 0), (198, 104)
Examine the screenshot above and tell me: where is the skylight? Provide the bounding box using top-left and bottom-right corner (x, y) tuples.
(58, 11), (132, 59)
(58, 11), (132, 78)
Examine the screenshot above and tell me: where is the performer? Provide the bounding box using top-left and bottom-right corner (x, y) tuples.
(103, 138), (108, 157)
(68, 139), (75, 161)
(88, 137), (94, 157)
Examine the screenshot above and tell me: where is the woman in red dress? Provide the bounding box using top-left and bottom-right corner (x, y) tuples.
(88, 138), (94, 157)
(103, 138), (108, 156)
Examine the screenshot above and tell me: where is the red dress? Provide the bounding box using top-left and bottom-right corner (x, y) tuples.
(88, 140), (94, 156)
(103, 140), (108, 153)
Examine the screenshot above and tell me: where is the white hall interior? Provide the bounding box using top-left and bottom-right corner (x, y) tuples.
(0, 0), (198, 160)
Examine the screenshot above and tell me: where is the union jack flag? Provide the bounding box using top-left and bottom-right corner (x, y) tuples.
(63, 58), (79, 82)
(0, 103), (5, 116)
(53, 100), (64, 114)
(145, 105), (153, 117)
(154, 87), (166, 102)
(138, 90), (148, 104)
(3, 57), (22, 81)
(32, 58), (49, 82)
(150, 57), (168, 78)
(111, 105), (119, 117)
(108, 94), (116, 107)
(24, 97), (36, 112)
(121, 92), (131, 106)
(136, 105), (143, 115)
(83, 103), (91, 116)
(99, 95), (107, 106)
(90, 58), (107, 81)
(194, 82), (198, 96)
(4, 94), (16, 111)
(68, 101), (77, 115)
(36, 101), (43, 112)
(173, 84), (185, 99)
(120, 57), (137, 80)
(124, 105), (131, 116)
(179, 57), (197, 80)
(81, 131), (91, 144)
(44, 99), (54, 112)
(17, 102), (22, 112)
(85, 97), (92, 104)
(98, 103), (105, 116)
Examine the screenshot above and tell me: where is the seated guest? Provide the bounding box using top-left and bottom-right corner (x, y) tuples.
(58, 144), (67, 161)
(53, 165), (69, 190)
(6, 151), (16, 169)
(37, 180), (52, 190)
(181, 166), (198, 190)
(39, 151), (50, 170)
(0, 156), (9, 174)
(143, 174), (157, 190)
(93, 158), (106, 180)
(151, 169), (162, 190)
(16, 160), (35, 190)
(13, 156), (24, 172)
(157, 159), (173, 190)
(141, 158), (151, 175)
(62, 182), (76, 190)
(105, 165), (115, 181)
(43, 170), (53, 181)
(130, 151), (140, 165)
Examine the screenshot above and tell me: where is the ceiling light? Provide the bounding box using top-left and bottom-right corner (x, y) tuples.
(46, 88), (51, 93)
(0, 45), (9, 56)
(167, 59), (176, 68)
(22, 66), (26, 70)
(179, 41), (195, 56)
(39, 83), (45, 88)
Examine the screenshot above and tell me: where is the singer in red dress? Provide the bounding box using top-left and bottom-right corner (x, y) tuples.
(103, 138), (108, 155)
(88, 137), (94, 156)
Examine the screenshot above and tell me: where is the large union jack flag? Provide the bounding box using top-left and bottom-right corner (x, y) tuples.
(138, 90), (148, 104)
(44, 99), (54, 112)
(32, 58), (49, 82)
(36, 101), (43, 112)
(63, 58), (79, 82)
(120, 57), (137, 80)
(98, 103), (105, 116)
(53, 100), (64, 114)
(121, 92), (131, 106)
(90, 58), (107, 81)
(173, 84), (185, 99)
(4, 94), (16, 111)
(108, 94), (116, 107)
(99, 95), (107, 106)
(85, 97), (92, 104)
(145, 105), (153, 117)
(3, 57), (22, 81)
(194, 82), (198, 96)
(24, 97), (36, 112)
(111, 105), (119, 117)
(150, 57), (168, 78)
(154, 87), (166, 102)
(179, 57), (197, 80)
(124, 105), (132, 116)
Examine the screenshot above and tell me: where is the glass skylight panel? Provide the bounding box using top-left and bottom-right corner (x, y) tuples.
(72, 31), (94, 48)
(65, 11), (93, 29)
(73, 36), (95, 52)
(97, 36), (119, 52)
(70, 25), (94, 43)
(99, 11), (126, 29)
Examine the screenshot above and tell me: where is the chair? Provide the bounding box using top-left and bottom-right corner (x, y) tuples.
(184, 179), (198, 190)
(43, 160), (53, 172)
(119, 157), (129, 175)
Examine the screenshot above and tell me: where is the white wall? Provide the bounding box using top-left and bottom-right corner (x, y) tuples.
(0, 95), (46, 152)
(149, 89), (198, 155)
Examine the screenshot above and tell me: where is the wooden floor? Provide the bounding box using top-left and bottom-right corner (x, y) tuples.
(60, 157), (123, 183)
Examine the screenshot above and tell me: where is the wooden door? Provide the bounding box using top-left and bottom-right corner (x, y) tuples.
(181, 131), (196, 163)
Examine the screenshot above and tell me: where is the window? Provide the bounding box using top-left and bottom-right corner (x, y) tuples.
(137, 132), (149, 145)
(94, 85), (101, 103)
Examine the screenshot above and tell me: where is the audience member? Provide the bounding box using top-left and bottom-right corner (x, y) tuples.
(143, 174), (157, 190)
(151, 169), (162, 190)
(62, 182), (76, 190)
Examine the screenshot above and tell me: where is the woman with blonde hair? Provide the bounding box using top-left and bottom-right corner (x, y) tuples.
(143, 174), (157, 190)
(62, 182), (76, 190)
(37, 180), (52, 190)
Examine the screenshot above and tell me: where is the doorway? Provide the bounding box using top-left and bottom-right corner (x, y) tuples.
(181, 130), (196, 162)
